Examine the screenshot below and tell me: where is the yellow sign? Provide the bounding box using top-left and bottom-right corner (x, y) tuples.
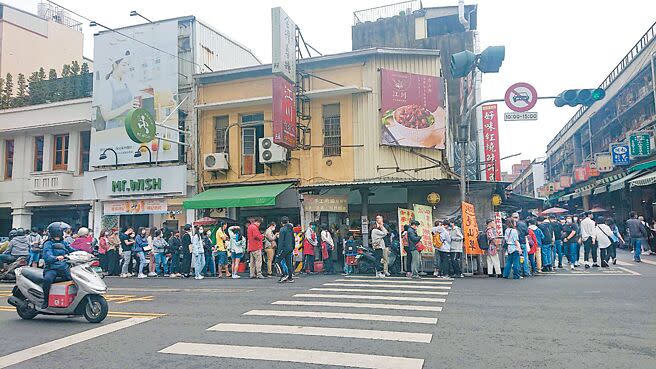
(303, 195), (348, 213)
(413, 204), (434, 254)
(427, 192), (441, 205)
(397, 208), (415, 257)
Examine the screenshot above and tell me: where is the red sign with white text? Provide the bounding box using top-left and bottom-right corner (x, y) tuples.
(482, 104), (501, 181)
(272, 75), (297, 149)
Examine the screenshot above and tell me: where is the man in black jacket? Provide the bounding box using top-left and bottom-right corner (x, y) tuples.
(537, 217), (553, 272)
(180, 224), (192, 277)
(168, 231), (182, 277)
(276, 216), (295, 283)
(407, 220), (422, 279)
(512, 213), (531, 277)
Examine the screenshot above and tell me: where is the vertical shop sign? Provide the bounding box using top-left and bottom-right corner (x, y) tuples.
(272, 75), (297, 149)
(462, 202), (484, 255)
(397, 208), (415, 257)
(482, 104), (501, 181)
(413, 204), (434, 254)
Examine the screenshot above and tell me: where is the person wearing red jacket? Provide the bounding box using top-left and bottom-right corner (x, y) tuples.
(247, 218), (264, 279)
(527, 219), (543, 276)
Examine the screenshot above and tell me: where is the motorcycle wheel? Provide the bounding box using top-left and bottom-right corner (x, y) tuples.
(83, 295), (108, 323)
(16, 303), (38, 320)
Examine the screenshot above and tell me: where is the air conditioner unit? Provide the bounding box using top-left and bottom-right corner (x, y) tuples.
(204, 153), (229, 171)
(259, 137), (287, 164)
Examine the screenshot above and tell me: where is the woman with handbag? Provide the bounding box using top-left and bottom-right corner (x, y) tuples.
(484, 219), (502, 277)
(303, 223), (317, 274)
(321, 224), (336, 275)
(502, 218), (522, 279)
(594, 216), (614, 268)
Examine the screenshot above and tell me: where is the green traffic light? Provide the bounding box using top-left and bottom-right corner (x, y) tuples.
(591, 88), (605, 101)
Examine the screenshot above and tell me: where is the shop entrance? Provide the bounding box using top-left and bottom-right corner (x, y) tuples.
(0, 208), (11, 237)
(120, 214), (150, 231)
(31, 205), (90, 232)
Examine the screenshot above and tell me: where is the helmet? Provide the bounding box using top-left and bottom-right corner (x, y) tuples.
(8, 229), (17, 240)
(15, 228), (25, 237)
(47, 222), (71, 240)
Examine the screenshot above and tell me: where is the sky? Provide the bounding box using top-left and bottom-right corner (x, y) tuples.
(6, 0), (656, 172)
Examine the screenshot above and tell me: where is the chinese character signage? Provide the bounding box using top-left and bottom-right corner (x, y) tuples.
(629, 132), (652, 158)
(594, 153), (614, 173)
(494, 211), (503, 238)
(397, 208), (415, 257)
(272, 7), (296, 83)
(462, 202), (484, 255)
(610, 143), (630, 166)
(272, 76), (297, 149)
(380, 69), (447, 149)
(574, 166), (589, 182)
(302, 195), (348, 213)
(103, 199), (167, 215)
(481, 104), (501, 181)
(413, 204), (434, 254)
(559, 176), (572, 189)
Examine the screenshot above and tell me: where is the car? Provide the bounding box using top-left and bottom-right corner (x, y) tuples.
(513, 93), (530, 103)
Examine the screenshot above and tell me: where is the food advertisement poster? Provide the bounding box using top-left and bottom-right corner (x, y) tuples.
(482, 104), (501, 181)
(380, 69), (446, 149)
(90, 20), (179, 167)
(462, 202), (484, 255)
(272, 75), (297, 149)
(397, 208), (415, 257)
(103, 199), (167, 215)
(413, 204), (434, 254)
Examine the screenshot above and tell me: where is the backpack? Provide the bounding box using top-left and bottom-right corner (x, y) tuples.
(432, 232), (443, 249)
(478, 231), (489, 250)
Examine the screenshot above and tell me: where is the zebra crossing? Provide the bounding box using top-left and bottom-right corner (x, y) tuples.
(159, 275), (453, 368)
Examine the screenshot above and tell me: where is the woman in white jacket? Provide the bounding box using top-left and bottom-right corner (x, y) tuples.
(191, 226), (205, 279)
(320, 224), (336, 275)
(593, 216), (614, 268)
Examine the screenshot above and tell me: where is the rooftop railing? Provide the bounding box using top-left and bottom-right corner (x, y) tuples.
(353, 0), (421, 25)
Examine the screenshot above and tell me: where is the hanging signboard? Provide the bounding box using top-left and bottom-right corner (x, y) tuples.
(103, 198), (167, 215)
(610, 143), (630, 166)
(462, 202), (484, 255)
(413, 204), (434, 254)
(482, 104), (501, 181)
(594, 153), (614, 173)
(574, 166), (589, 182)
(272, 7), (297, 83)
(272, 75), (297, 149)
(494, 211), (503, 238)
(397, 208), (415, 257)
(629, 132), (652, 157)
(559, 175), (573, 189)
(302, 195), (348, 213)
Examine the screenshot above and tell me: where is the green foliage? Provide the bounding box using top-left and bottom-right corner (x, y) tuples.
(81, 62), (89, 74)
(2, 73), (14, 108)
(48, 69), (57, 80)
(71, 60), (80, 76)
(38, 67), (46, 81)
(0, 66), (92, 109)
(15, 73), (28, 107)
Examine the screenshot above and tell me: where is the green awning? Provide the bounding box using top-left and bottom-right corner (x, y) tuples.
(183, 183), (292, 209)
(629, 159), (656, 172)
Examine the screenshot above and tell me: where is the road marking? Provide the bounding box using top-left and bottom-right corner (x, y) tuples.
(108, 287), (250, 293)
(0, 306), (165, 319)
(207, 323), (432, 343)
(310, 287), (449, 295)
(272, 300), (442, 312)
(615, 260), (634, 266)
(0, 317), (155, 368)
(335, 278), (452, 285)
(639, 259), (656, 266)
(294, 293), (445, 303)
(243, 309), (438, 324)
(345, 275), (453, 281)
(159, 342), (424, 369)
(324, 283), (451, 290)
(104, 294), (155, 304)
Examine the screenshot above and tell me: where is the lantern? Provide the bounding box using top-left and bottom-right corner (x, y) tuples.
(492, 194), (502, 206)
(427, 192), (441, 206)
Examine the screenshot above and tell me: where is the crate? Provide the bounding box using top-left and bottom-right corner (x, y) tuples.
(345, 255), (357, 266)
(48, 281), (77, 308)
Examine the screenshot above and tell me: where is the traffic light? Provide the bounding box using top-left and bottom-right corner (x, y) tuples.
(450, 50), (476, 78)
(554, 88), (605, 107)
(477, 46), (505, 73)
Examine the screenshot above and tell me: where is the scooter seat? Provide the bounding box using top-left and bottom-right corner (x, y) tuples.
(21, 267), (44, 284)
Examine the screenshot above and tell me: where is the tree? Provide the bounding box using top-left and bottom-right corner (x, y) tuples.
(47, 69), (58, 102)
(60, 64), (73, 100)
(80, 62), (91, 97)
(3, 73), (14, 108)
(38, 67), (46, 81)
(28, 72), (41, 105)
(48, 69), (57, 80)
(71, 60), (80, 75)
(0, 77), (5, 109)
(15, 73), (27, 107)
(81, 62), (89, 74)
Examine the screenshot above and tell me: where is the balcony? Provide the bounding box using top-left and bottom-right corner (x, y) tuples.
(30, 171), (74, 196)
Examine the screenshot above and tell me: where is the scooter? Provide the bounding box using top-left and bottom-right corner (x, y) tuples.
(0, 256), (28, 283)
(354, 244), (378, 275)
(8, 251), (109, 323)
(387, 241), (402, 275)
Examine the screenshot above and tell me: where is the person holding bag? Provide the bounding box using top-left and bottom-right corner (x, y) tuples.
(484, 219), (502, 277)
(594, 216), (614, 268)
(502, 218), (522, 280)
(320, 224), (336, 275)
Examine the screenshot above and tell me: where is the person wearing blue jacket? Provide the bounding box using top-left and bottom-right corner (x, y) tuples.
(41, 222), (75, 309)
(133, 228), (149, 278)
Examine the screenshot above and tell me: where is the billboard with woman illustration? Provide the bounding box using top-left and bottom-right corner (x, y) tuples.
(90, 20), (179, 167)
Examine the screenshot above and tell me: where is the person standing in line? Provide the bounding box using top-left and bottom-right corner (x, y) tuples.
(320, 224), (336, 275)
(407, 220), (422, 279)
(371, 216), (389, 278)
(449, 220), (464, 278)
(215, 222), (230, 278)
(97, 230), (109, 272)
(527, 219), (542, 275)
(513, 213), (531, 277)
(191, 226), (206, 280)
(146, 227), (157, 277)
(228, 225), (245, 279)
(626, 212), (643, 262)
(502, 218), (522, 280)
(181, 224), (193, 277)
(201, 229), (215, 277)
(276, 216), (295, 283)
(485, 219), (502, 277)
(133, 227), (149, 278)
(264, 222), (278, 277)
(247, 218), (265, 279)
(638, 216), (650, 255)
(608, 218), (624, 265)
(538, 217), (553, 272)
(303, 222), (317, 274)
(27, 227), (43, 268)
(593, 216), (613, 268)
(119, 227), (134, 278)
(431, 220), (451, 277)
(152, 230), (169, 276)
(548, 216), (562, 268)
(168, 230), (182, 278)
(561, 216), (577, 270)
(106, 229), (121, 276)
(580, 211), (598, 268)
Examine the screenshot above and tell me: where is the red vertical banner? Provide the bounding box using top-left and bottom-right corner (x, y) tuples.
(481, 104), (501, 181)
(272, 75), (297, 149)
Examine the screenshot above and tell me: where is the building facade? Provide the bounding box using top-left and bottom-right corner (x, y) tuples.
(511, 159), (546, 199)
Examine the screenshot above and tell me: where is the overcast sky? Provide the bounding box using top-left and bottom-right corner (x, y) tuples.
(7, 0), (656, 171)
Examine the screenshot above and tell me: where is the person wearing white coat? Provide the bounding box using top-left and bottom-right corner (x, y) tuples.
(191, 226), (206, 279)
(593, 217), (614, 268)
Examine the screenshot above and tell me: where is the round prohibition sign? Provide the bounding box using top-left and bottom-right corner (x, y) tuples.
(505, 82), (538, 112)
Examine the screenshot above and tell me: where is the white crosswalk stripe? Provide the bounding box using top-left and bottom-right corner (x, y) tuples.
(294, 293), (446, 303)
(639, 259), (656, 266)
(336, 278), (453, 285)
(207, 323), (433, 343)
(310, 287), (449, 295)
(243, 309), (438, 324)
(324, 282), (451, 290)
(345, 275), (453, 281)
(272, 299), (443, 312)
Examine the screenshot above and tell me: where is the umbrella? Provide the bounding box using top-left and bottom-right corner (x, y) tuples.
(193, 217), (218, 226)
(589, 206), (608, 213)
(539, 207), (568, 215)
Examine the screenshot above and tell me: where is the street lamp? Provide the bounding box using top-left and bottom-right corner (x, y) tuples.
(134, 145), (152, 166)
(129, 10), (153, 23)
(99, 148), (118, 169)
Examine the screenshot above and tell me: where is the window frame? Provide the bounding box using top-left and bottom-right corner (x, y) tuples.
(34, 136), (44, 172)
(4, 139), (14, 179)
(79, 131), (91, 175)
(322, 103), (342, 157)
(53, 134), (70, 171)
(239, 112), (265, 175)
(214, 115), (230, 153)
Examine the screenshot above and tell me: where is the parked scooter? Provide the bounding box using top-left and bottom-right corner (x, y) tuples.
(8, 251), (109, 323)
(387, 240), (402, 275)
(0, 256), (28, 282)
(354, 244), (378, 274)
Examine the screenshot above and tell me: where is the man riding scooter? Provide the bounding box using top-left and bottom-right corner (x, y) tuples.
(0, 228), (30, 271)
(41, 222), (75, 309)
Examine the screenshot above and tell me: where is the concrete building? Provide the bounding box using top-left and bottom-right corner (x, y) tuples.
(511, 159), (546, 198)
(501, 159), (531, 183)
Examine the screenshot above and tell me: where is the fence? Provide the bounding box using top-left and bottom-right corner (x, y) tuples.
(353, 0), (421, 25)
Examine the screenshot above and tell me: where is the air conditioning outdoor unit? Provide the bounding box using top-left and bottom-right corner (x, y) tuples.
(259, 137), (287, 164)
(204, 153), (229, 171)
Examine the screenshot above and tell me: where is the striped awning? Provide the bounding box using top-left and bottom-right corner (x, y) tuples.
(593, 186), (607, 195)
(630, 171), (656, 188)
(609, 171), (643, 192)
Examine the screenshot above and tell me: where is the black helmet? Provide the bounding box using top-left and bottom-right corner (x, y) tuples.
(47, 222), (71, 240)
(15, 228), (25, 237)
(8, 229), (17, 240)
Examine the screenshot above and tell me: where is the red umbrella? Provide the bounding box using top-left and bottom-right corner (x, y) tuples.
(590, 206), (608, 213)
(193, 217), (218, 226)
(539, 207), (568, 215)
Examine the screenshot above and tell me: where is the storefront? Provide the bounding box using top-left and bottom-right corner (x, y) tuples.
(85, 165), (189, 235)
(31, 204), (91, 232)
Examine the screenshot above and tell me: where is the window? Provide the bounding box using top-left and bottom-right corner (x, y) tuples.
(53, 134), (69, 170)
(240, 113), (264, 175)
(79, 131), (91, 174)
(214, 116), (229, 153)
(4, 140), (14, 179)
(34, 136), (44, 172)
(323, 104), (341, 157)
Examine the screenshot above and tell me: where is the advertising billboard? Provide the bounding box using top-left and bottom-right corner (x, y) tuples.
(272, 75), (297, 149)
(272, 7), (296, 83)
(380, 69), (446, 149)
(481, 104), (501, 181)
(90, 20), (179, 167)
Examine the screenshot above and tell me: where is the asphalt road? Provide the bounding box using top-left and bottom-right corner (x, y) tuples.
(0, 249), (654, 369)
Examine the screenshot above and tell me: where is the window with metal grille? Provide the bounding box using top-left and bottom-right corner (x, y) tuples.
(34, 136), (44, 172)
(79, 131), (91, 174)
(240, 113), (264, 175)
(214, 115), (229, 153)
(5, 139), (14, 179)
(323, 104), (341, 157)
